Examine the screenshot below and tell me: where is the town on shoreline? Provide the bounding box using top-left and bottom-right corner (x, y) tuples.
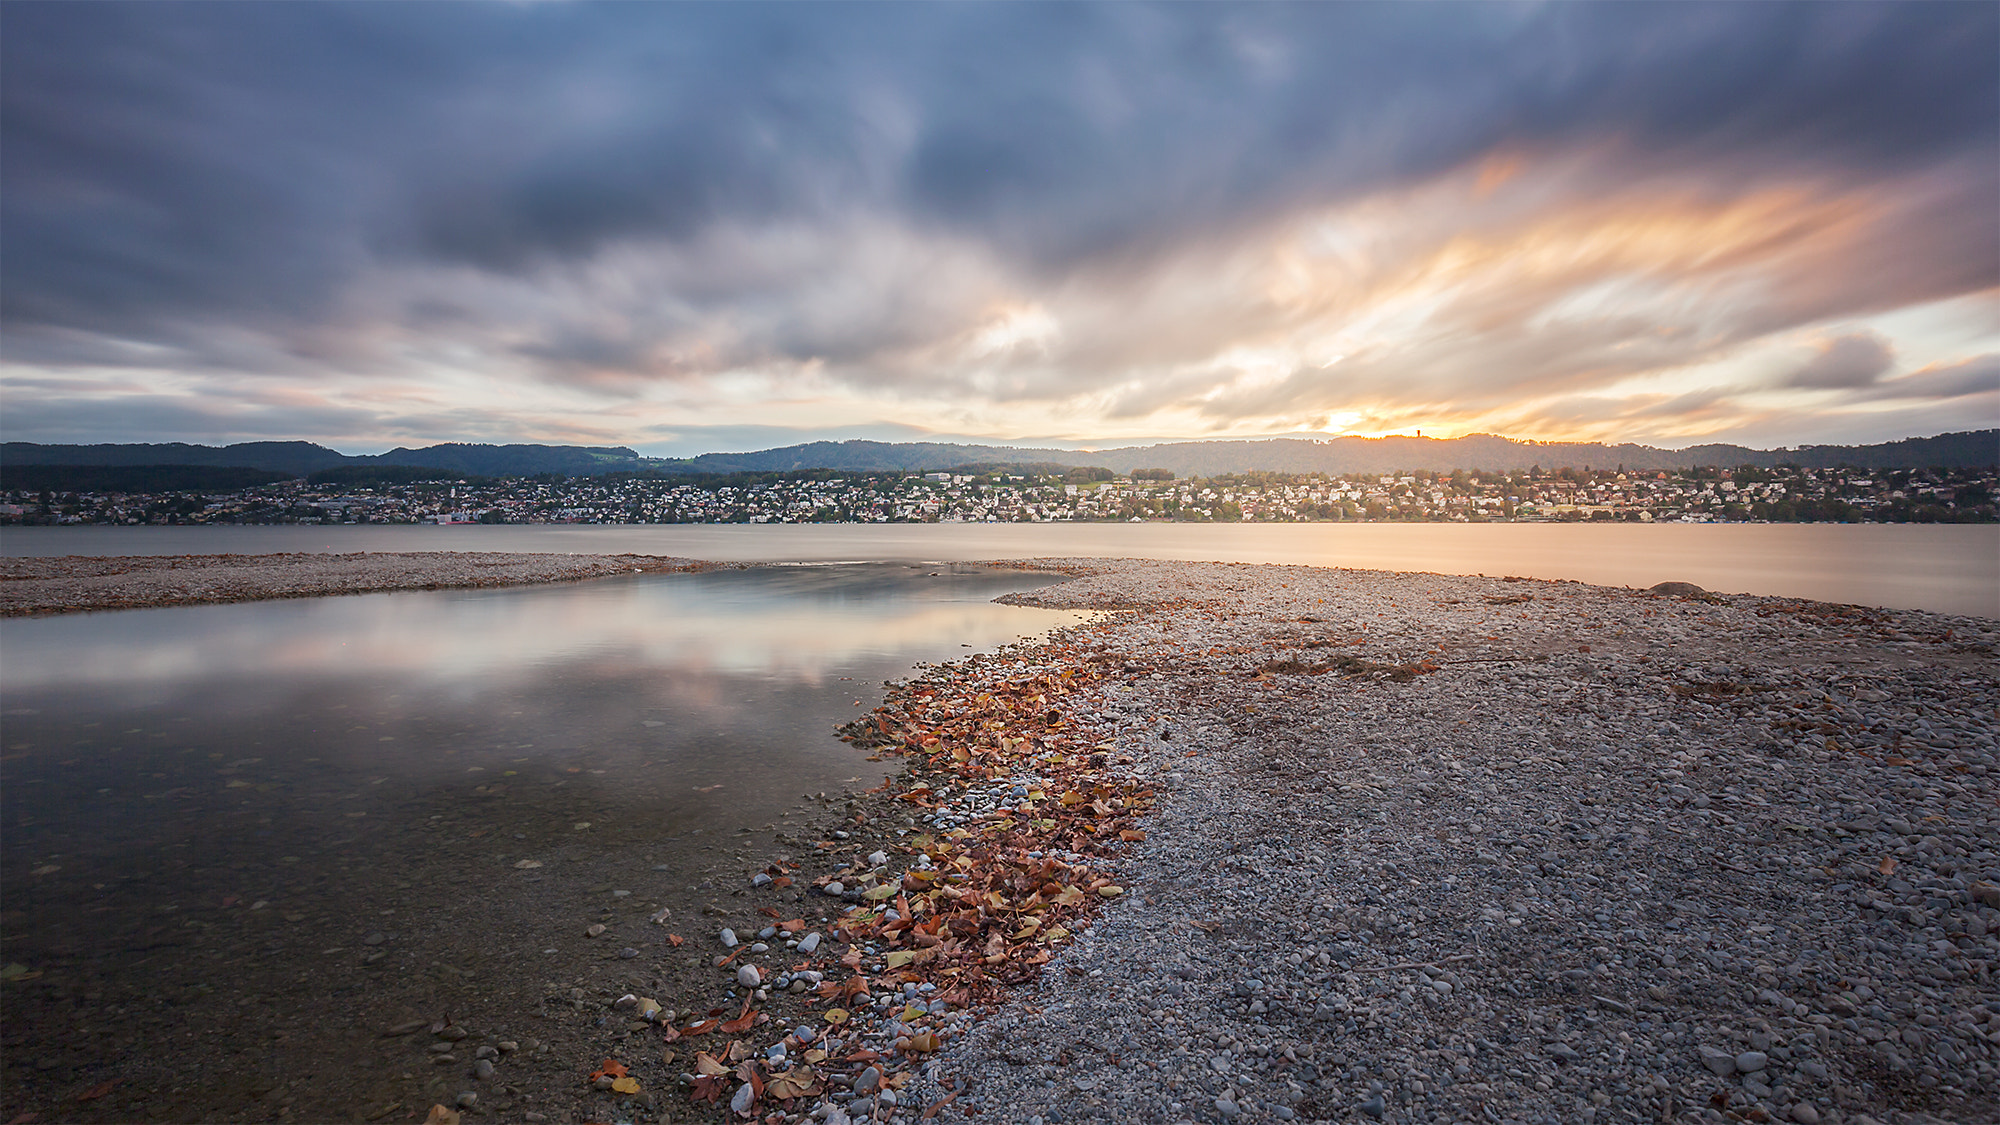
(5, 462), (1996, 527)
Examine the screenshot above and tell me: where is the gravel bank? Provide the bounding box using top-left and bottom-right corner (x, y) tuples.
(902, 560), (1998, 1125)
(5, 553), (1994, 1125)
(0, 551), (703, 615)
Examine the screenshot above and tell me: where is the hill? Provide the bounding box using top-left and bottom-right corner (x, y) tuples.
(5, 430), (1993, 482)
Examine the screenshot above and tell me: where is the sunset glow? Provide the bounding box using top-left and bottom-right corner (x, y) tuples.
(2, 2), (1993, 455)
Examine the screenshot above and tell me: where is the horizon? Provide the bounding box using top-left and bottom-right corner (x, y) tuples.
(3, 3), (1996, 457)
(8, 426), (1992, 464)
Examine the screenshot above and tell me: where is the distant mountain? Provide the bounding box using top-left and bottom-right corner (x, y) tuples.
(3, 464), (297, 493)
(5, 429), (1993, 483)
(0, 440), (351, 475)
(355, 442), (645, 476)
(2, 440), (647, 479)
(1078, 430), (2000, 475)
(638, 430), (1999, 475)
(649, 440), (1086, 474)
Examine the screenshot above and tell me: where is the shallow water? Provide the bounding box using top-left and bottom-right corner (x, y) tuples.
(0, 564), (1084, 1120)
(5, 521), (1995, 617)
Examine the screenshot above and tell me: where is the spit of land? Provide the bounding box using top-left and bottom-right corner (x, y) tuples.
(1, 551), (1994, 1125)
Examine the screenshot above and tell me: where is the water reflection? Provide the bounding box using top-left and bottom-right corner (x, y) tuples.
(4, 562), (1078, 691)
(0, 563), (1089, 1120)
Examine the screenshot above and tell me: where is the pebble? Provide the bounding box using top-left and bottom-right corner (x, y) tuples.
(472, 1059), (494, 1081)
(719, 928), (737, 947)
(798, 932), (822, 954)
(878, 562), (2000, 1125)
(738, 965), (762, 989)
(1697, 1045), (1736, 1075)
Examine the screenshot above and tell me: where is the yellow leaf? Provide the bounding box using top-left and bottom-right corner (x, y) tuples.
(1054, 885), (1086, 907)
(1097, 885), (1124, 898)
(883, 949), (918, 968)
(610, 1076), (640, 1095)
(1059, 791), (1086, 807)
(805, 1048), (828, 1064)
(424, 1107), (462, 1125)
(864, 884), (898, 902)
(1013, 917), (1042, 939)
(694, 1051), (729, 1076)
(825, 1008), (850, 1024)
(1043, 924), (1070, 943)
(907, 1031), (942, 1053)
(767, 1067), (822, 1099)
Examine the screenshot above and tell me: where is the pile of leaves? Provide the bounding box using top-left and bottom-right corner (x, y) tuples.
(831, 658), (1153, 998)
(595, 646), (1165, 1121)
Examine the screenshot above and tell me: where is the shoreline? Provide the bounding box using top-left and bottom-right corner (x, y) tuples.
(1, 555), (1995, 1124)
(0, 551), (708, 616)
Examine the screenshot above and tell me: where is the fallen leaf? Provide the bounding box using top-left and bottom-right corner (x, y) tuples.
(690, 1073), (730, 1104)
(1879, 857), (1899, 876)
(824, 1007), (850, 1024)
(718, 999), (757, 1035)
(75, 1081), (117, 1102)
(694, 1052), (730, 1077)
(667, 933), (684, 947)
(610, 1076), (640, 1095)
(766, 1067), (822, 1099)
(423, 1107), (462, 1125)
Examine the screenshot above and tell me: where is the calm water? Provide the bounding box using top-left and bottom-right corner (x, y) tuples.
(5, 522), (1996, 616)
(1, 564), (1084, 865)
(0, 564), (1085, 1119)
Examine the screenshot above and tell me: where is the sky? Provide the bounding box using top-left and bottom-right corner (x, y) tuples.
(2, 2), (1996, 458)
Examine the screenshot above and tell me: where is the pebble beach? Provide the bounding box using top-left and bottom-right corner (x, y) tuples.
(2, 552), (1996, 1125)
(920, 559), (2000, 1125)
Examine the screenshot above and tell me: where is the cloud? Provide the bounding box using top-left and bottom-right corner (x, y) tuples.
(1784, 331), (1897, 389)
(1, 3), (1995, 450)
(1856, 354), (2000, 402)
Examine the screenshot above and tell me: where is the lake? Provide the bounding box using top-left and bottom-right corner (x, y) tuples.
(0, 563), (1086, 1121)
(4, 522), (1996, 617)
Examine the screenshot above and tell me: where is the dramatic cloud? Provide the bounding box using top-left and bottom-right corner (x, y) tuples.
(2, 1), (1995, 453)
(1784, 332), (1897, 390)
